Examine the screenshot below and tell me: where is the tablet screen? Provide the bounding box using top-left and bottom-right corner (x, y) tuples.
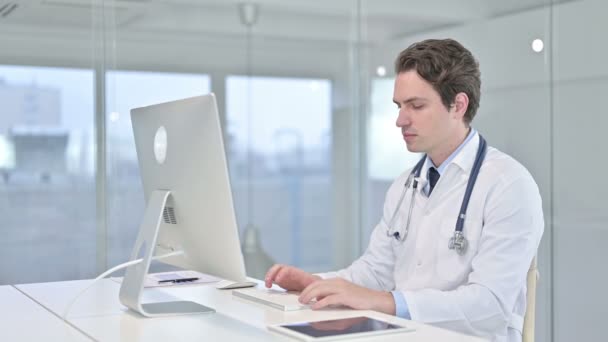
(279, 316), (406, 339)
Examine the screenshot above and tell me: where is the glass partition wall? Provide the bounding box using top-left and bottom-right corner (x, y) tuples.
(551, 1), (608, 341)
(1, 1), (606, 341)
(361, 2), (553, 340)
(100, 1), (358, 276)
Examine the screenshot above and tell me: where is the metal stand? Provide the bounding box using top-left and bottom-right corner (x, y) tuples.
(118, 190), (215, 317)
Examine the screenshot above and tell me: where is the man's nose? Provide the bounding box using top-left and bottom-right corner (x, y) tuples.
(396, 109), (410, 127)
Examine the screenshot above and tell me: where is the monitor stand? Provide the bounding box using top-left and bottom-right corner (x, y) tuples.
(118, 190), (215, 317)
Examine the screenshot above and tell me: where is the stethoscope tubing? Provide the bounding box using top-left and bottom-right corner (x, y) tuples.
(386, 134), (487, 247)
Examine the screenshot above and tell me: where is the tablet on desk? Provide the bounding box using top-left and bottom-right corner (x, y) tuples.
(268, 316), (414, 341)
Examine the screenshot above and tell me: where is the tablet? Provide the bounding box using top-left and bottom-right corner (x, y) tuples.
(268, 316), (414, 341)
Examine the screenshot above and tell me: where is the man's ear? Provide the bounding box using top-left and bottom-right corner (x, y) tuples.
(451, 92), (469, 120)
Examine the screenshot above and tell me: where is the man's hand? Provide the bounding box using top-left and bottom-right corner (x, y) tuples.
(298, 278), (396, 315)
(264, 264), (321, 291)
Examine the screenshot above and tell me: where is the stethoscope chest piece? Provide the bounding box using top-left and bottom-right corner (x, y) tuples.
(448, 231), (468, 255)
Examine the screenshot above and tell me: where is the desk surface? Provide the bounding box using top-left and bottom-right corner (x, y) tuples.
(0, 285), (90, 341)
(16, 279), (487, 342)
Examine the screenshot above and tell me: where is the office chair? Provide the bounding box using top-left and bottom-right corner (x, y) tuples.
(523, 256), (539, 342)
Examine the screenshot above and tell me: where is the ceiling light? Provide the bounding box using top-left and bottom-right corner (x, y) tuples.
(532, 39), (544, 53)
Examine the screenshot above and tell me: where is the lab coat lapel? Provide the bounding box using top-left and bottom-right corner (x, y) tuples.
(424, 133), (480, 214)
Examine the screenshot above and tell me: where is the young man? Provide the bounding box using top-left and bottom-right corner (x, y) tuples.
(265, 39), (544, 342)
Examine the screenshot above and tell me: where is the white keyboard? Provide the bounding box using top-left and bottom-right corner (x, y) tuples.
(232, 287), (311, 311)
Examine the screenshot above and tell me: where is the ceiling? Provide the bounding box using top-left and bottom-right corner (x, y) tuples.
(0, 0), (575, 43)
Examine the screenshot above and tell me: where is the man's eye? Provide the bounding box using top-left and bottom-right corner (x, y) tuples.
(412, 104), (423, 110)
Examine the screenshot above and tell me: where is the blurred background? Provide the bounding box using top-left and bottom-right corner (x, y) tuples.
(0, 0), (605, 341)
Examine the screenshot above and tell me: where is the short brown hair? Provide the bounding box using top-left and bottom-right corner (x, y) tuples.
(394, 38), (481, 124)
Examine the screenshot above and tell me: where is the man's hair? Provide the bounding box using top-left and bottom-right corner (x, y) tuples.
(394, 38), (481, 124)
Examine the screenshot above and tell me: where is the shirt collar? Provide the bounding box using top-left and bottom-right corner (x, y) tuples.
(422, 127), (478, 178)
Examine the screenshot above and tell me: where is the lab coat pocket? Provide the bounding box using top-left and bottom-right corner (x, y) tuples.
(435, 217), (481, 286)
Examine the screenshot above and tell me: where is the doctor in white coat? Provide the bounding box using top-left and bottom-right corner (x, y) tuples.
(265, 38), (544, 342)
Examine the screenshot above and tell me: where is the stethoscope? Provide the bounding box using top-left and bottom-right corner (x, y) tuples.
(386, 134), (487, 255)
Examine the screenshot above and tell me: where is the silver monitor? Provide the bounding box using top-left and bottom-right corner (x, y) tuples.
(119, 94), (254, 317)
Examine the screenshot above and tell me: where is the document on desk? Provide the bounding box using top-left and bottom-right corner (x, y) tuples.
(233, 287), (311, 311)
(111, 270), (221, 288)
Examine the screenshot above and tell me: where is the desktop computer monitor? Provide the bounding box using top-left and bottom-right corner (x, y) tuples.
(119, 93), (254, 317)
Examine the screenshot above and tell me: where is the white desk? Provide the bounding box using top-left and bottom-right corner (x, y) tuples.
(16, 279), (487, 342)
(0, 285), (90, 341)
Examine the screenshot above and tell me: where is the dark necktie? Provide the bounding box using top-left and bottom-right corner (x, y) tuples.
(428, 167), (440, 195)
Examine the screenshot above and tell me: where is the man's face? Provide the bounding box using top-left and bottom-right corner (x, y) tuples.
(393, 70), (460, 155)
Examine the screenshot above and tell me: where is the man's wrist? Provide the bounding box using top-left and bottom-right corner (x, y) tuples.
(304, 274), (322, 288)
(374, 291), (396, 315)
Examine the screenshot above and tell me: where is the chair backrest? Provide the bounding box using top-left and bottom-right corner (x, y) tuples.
(523, 256), (539, 342)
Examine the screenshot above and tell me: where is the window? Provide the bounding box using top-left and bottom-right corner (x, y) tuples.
(226, 76), (332, 275)
(0, 65), (95, 284)
(364, 78), (421, 240)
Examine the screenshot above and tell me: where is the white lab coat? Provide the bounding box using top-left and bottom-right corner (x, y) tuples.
(319, 133), (544, 342)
